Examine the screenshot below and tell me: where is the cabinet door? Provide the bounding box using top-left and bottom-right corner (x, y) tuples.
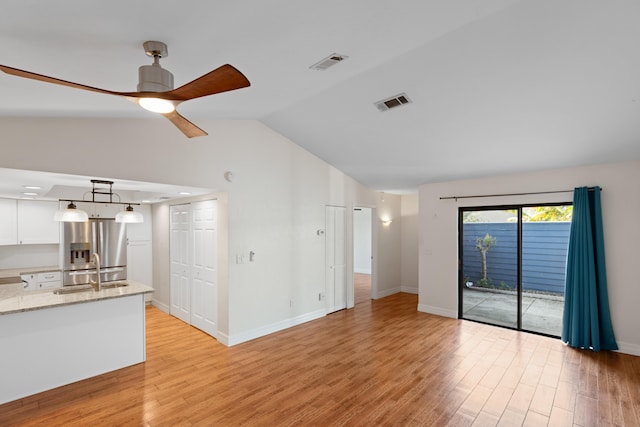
(127, 239), (152, 285)
(37, 271), (62, 289)
(93, 203), (122, 219)
(126, 204), (151, 240)
(0, 199), (18, 245)
(72, 202), (123, 219)
(17, 200), (60, 244)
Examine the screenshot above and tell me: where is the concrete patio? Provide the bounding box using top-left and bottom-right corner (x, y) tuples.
(462, 287), (564, 337)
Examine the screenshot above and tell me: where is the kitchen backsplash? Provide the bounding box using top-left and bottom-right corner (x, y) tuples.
(0, 244), (59, 270)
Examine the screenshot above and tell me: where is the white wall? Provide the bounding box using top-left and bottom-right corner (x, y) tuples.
(0, 244), (58, 270)
(373, 192), (402, 299)
(418, 160), (640, 356)
(0, 117), (402, 346)
(353, 208), (372, 274)
(400, 194), (419, 293)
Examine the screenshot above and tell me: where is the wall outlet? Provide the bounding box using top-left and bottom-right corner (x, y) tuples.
(236, 254), (245, 264)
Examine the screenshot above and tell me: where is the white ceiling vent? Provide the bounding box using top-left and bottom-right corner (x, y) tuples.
(309, 53), (349, 70)
(374, 93), (412, 112)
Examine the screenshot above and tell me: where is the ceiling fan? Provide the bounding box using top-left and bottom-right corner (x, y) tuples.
(0, 41), (250, 138)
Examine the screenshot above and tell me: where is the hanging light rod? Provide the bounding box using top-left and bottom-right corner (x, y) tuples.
(57, 179), (140, 206)
(57, 199), (141, 206)
(439, 187), (601, 201)
(54, 179), (144, 223)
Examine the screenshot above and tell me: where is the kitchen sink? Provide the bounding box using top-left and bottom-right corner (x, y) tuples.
(53, 281), (128, 294)
(100, 281), (129, 289)
(53, 284), (94, 294)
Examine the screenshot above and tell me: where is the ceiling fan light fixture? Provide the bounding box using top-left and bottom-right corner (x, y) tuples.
(138, 97), (175, 114)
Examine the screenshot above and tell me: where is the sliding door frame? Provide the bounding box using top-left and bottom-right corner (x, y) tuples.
(458, 202), (570, 336)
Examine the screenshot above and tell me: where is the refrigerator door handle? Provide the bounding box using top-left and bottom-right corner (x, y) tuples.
(100, 267), (125, 274)
(68, 271), (96, 276)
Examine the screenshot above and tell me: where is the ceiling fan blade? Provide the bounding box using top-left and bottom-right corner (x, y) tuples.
(158, 64), (250, 102)
(161, 110), (208, 138)
(1, 63), (249, 102)
(0, 64), (122, 96)
(1, 62), (248, 139)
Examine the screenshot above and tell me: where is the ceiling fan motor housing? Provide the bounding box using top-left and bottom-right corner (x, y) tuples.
(137, 64), (174, 92)
(137, 41), (173, 92)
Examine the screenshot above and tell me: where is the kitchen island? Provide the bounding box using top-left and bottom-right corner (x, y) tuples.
(0, 279), (153, 404)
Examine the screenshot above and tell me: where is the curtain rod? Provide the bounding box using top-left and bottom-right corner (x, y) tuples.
(439, 187), (601, 201)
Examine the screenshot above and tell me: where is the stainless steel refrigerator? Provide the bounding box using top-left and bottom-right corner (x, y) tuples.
(61, 219), (127, 286)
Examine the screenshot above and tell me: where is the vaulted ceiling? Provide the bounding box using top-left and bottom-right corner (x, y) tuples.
(2, 0), (640, 193)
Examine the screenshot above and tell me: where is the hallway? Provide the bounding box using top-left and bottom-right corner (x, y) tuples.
(354, 272), (371, 304)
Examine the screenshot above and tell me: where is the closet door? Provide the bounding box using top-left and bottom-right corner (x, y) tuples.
(326, 205), (346, 313)
(190, 200), (218, 338)
(170, 204), (191, 324)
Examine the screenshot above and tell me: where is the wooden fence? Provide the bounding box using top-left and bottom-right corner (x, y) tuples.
(462, 222), (570, 295)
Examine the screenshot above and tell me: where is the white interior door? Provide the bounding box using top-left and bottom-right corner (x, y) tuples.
(170, 204), (190, 324)
(190, 200), (218, 338)
(326, 206), (346, 313)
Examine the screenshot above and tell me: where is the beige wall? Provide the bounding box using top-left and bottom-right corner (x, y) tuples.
(418, 160), (640, 356)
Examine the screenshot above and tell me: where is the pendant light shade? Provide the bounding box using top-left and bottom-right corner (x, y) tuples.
(115, 204), (144, 223)
(53, 202), (89, 222)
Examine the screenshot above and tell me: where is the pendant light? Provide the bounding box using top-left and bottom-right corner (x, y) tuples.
(54, 179), (144, 223)
(115, 204), (144, 223)
(53, 202), (89, 222)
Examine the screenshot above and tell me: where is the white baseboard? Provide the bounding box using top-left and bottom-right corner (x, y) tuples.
(226, 309), (326, 347)
(417, 303), (457, 319)
(217, 332), (230, 347)
(354, 268), (372, 274)
(616, 341), (640, 357)
(151, 300), (170, 314)
(374, 287), (400, 299)
(400, 285), (418, 294)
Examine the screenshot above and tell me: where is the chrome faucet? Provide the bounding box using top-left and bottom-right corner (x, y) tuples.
(90, 252), (101, 291)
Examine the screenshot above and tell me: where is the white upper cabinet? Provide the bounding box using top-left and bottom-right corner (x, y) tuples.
(73, 201), (123, 219)
(17, 200), (60, 244)
(0, 199), (59, 245)
(0, 199), (18, 245)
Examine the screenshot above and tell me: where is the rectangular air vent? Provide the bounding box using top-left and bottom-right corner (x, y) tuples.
(374, 93), (412, 112)
(310, 53), (349, 70)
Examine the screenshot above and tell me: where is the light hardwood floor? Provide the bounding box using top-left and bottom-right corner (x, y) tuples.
(354, 272), (371, 305)
(1, 293), (639, 426)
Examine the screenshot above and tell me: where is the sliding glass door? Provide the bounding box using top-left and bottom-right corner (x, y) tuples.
(460, 209), (519, 328)
(459, 204), (571, 337)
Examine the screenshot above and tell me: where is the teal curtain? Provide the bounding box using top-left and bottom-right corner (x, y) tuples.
(561, 186), (617, 351)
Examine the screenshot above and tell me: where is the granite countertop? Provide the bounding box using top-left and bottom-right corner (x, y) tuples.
(0, 266), (61, 284)
(0, 280), (154, 315)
